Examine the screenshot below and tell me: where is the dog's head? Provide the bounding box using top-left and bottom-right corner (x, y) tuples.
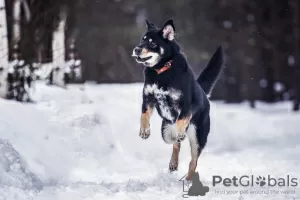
(132, 19), (179, 67)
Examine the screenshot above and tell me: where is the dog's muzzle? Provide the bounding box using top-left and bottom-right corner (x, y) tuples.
(132, 47), (152, 63)
(133, 47), (142, 55)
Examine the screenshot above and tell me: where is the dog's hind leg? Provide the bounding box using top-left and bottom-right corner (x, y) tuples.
(169, 142), (181, 172)
(186, 124), (201, 180)
(186, 115), (210, 180)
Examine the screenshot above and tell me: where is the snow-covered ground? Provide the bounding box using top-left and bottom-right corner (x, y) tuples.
(0, 82), (299, 200)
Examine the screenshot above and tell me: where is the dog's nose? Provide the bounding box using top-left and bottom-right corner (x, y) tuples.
(134, 47), (142, 55)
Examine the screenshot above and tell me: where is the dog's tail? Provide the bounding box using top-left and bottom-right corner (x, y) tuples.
(197, 46), (224, 95)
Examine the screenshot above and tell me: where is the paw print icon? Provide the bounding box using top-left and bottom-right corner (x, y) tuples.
(256, 176), (266, 186)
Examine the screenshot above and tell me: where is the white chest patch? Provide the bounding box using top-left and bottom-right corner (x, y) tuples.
(144, 84), (181, 100)
(144, 84), (182, 121)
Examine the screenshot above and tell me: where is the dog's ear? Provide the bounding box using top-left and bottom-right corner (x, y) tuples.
(145, 20), (156, 31)
(145, 20), (151, 28)
(162, 19), (175, 41)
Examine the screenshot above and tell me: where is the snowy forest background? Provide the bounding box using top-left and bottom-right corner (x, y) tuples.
(2, 1), (300, 200)
(2, 0), (300, 109)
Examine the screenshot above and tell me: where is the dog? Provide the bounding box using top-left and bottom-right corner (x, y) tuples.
(132, 19), (224, 180)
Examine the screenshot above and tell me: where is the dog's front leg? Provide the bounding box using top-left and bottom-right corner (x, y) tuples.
(140, 103), (154, 139)
(169, 142), (181, 172)
(175, 107), (192, 142)
(175, 95), (202, 141)
(176, 114), (192, 133)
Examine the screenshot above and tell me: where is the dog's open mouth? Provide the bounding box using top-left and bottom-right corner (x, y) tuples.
(134, 56), (152, 62)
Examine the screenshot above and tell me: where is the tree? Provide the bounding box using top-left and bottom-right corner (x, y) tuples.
(292, 0), (300, 111)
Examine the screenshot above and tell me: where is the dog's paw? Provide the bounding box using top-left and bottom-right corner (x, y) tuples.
(176, 133), (186, 142)
(139, 126), (151, 139)
(169, 161), (178, 172)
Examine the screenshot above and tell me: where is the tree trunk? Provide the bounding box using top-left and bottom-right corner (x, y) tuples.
(293, 0), (300, 111)
(12, 0), (21, 56)
(254, 0), (276, 102)
(0, 0), (9, 98)
(52, 8), (66, 87)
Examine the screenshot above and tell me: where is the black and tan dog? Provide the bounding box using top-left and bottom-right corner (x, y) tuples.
(132, 19), (224, 180)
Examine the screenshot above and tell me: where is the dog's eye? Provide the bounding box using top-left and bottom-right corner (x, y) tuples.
(149, 42), (157, 48)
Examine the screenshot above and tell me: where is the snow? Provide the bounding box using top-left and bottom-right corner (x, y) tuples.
(288, 55), (295, 66)
(223, 20), (232, 29)
(0, 82), (300, 200)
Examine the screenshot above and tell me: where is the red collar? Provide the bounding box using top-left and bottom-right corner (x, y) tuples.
(155, 60), (172, 74)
